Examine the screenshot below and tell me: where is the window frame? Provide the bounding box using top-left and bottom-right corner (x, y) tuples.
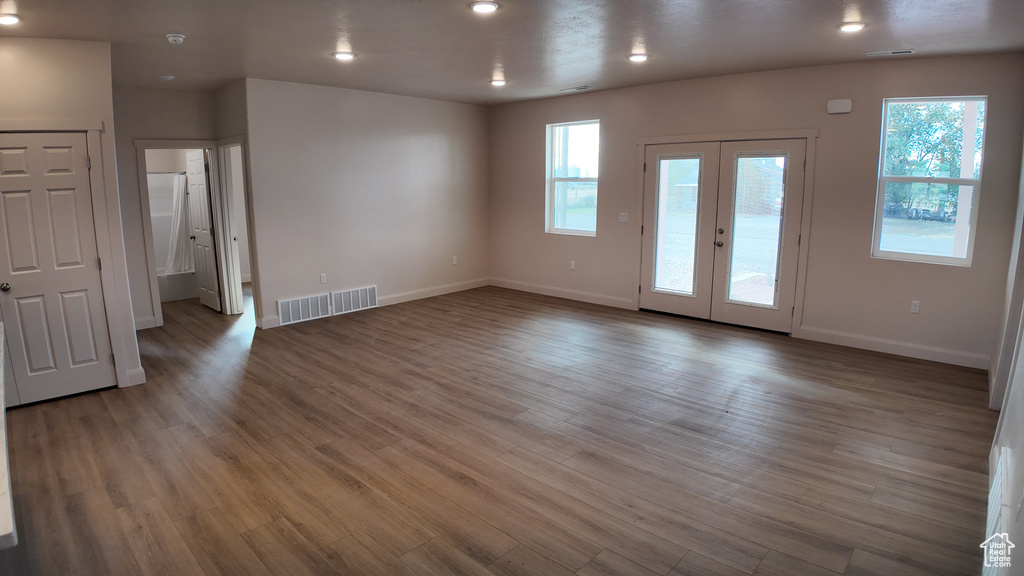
(870, 96), (987, 266)
(545, 119), (600, 236)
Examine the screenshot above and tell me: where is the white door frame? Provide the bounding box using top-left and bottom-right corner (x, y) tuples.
(634, 129), (818, 330)
(216, 136), (252, 316)
(135, 138), (256, 323)
(1, 119), (146, 390)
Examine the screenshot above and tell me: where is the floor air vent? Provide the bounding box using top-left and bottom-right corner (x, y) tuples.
(332, 285), (378, 315)
(279, 294), (331, 325)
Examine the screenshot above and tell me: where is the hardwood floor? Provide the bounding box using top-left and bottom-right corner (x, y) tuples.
(0, 286), (997, 575)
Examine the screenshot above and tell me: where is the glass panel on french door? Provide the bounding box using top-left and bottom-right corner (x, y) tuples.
(727, 155), (786, 307)
(654, 157), (701, 295)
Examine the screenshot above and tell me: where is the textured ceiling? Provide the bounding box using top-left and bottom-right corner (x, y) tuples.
(1, 0), (1022, 105)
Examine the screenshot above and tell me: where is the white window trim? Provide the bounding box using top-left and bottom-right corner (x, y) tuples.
(870, 96), (986, 266)
(546, 119), (599, 237)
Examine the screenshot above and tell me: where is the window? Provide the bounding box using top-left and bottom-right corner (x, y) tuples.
(546, 120), (600, 235)
(872, 96), (986, 265)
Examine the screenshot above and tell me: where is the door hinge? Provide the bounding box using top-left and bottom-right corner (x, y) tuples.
(98, 257), (102, 270)
(798, 234), (801, 246)
(792, 306), (795, 317)
(639, 285), (642, 295)
(643, 162), (647, 172)
(110, 353), (115, 365)
(87, 156), (92, 170)
(641, 224), (644, 235)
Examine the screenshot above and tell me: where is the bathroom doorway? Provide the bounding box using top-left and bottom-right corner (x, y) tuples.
(136, 139), (255, 327)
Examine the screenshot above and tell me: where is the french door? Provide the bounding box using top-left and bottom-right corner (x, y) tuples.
(639, 139), (806, 333)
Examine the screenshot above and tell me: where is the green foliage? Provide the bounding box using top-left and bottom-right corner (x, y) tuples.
(881, 100), (985, 216)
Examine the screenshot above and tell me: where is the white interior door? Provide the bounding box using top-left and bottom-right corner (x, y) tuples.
(216, 140), (246, 316)
(187, 150), (222, 312)
(0, 132), (116, 404)
(639, 142), (721, 318)
(640, 139), (806, 333)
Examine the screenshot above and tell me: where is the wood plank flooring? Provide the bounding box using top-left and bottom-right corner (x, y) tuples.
(0, 286), (997, 575)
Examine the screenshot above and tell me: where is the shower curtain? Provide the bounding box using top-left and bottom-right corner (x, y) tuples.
(164, 173), (194, 274)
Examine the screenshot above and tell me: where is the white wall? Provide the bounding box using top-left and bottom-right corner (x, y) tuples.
(113, 87), (217, 326)
(990, 109), (1024, 558)
(244, 79), (490, 327)
(0, 38), (144, 387)
(488, 54), (1024, 368)
(992, 262), (1024, 566)
(145, 148), (189, 173)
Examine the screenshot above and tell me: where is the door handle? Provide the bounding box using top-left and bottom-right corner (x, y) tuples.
(0, 282), (10, 292)
(190, 235), (196, 240)
(715, 241), (724, 247)
(718, 228), (725, 235)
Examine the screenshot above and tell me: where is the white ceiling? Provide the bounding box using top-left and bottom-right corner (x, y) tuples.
(3, 0), (1023, 105)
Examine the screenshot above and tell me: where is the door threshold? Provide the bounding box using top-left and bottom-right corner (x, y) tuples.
(638, 308), (791, 336)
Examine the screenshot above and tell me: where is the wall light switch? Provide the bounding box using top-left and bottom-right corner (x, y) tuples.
(570, 260), (575, 270)
(320, 273), (327, 284)
(911, 300), (920, 314)
(619, 213), (628, 223)
(453, 256), (458, 265)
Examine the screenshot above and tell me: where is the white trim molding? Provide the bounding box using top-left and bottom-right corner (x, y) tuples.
(794, 324), (990, 369)
(488, 278), (635, 310)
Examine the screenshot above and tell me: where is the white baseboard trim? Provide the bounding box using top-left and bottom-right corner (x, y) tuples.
(125, 367), (147, 387)
(241, 273), (252, 283)
(794, 325), (990, 369)
(378, 278), (491, 307)
(488, 277), (635, 310)
(134, 316), (158, 330)
(258, 315), (281, 329)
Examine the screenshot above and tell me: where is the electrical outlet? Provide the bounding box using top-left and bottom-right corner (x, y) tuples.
(911, 300), (920, 314)
(619, 212), (628, 223)
(320, 273), (327, 284)
(570, 260), (575, 270)
(453, 256), (458, 265)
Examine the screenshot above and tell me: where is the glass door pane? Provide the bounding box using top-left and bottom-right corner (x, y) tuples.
(726, 155), (787, 307)
(654, 157), (702, 295)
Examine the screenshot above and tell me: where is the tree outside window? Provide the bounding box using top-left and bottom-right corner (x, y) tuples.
(873, 97), (986, 265)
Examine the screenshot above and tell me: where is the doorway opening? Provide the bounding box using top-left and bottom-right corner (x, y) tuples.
(136, 139), (255, 328)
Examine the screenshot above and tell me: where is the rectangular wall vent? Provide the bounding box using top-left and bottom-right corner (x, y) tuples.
(866, 49), (916, 57)
(278, 293), (331, 325)
(332, 285), (378, 316)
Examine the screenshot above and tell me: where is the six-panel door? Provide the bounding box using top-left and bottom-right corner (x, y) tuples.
(0, 132), (115, 403)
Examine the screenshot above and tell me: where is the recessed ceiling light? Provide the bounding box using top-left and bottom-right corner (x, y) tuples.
(333, 51), (355, 61)
(166, 33), (186, 44)
(840, 22), (865, 33)
(158, 75), (175, 81)
(491, 79), (507, 87)
(0, 13), (20, 25)
(472, 1), (498, 14)
(628, 53), (648, 63)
